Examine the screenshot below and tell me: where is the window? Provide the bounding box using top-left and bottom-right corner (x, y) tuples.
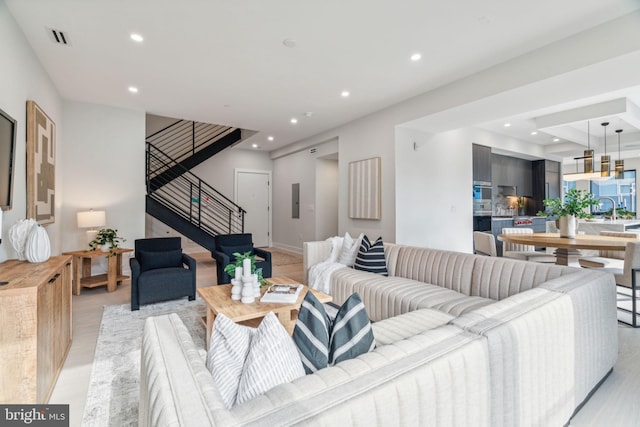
(590, 170), (636, 215)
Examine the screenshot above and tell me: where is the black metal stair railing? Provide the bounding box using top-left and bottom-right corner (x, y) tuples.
(146, 142), (245, 236)
(146, 120), (239, 165)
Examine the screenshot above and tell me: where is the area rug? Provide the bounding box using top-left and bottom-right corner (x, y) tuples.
(81, 299), (207, 427)
(267, 249), (302, 266)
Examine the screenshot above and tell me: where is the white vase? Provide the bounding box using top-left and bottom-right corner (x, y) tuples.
(8, 219), (37, 260)
(230, 279), (242, 301)
(25, 224), (51, 263)
(558, 215), (577, 238)
(241, 275), (255, 304)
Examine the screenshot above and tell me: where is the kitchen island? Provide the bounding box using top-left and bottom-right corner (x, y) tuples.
(577, 219), (640, 235)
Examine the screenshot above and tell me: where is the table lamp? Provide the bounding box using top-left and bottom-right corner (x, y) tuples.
(77, 209), (106, 244)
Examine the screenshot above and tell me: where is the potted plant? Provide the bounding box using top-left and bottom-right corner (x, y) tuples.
(542, 189), (598, 238)
(88, 228), (125, 256)
(223, 251), (266, 285)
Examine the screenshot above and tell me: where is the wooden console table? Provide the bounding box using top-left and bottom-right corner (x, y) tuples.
(0, 256), (72, 403)
(63, 248), (133, 295)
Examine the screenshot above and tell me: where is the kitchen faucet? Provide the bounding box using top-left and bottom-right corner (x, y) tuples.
(598, 196), (617, 222)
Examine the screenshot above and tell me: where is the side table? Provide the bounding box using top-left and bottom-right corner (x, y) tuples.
(63, 248), (133, 295)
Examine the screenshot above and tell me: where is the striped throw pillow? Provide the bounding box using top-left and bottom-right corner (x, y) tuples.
(293, 291), (332, 374)
(330, 293), (376, 365)
(207, 312), (305, 408)
(206, 314), (256, 409)
(235, 312), (305, 406)
(354, 235), (388, 275)
(293, 292), (375, 373)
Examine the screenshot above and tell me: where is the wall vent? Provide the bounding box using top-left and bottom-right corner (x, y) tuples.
(47, 28), (71, 46)
(309, 148), (317, 154)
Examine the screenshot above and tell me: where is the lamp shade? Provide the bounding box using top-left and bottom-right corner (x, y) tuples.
(77, 210), (106, 229)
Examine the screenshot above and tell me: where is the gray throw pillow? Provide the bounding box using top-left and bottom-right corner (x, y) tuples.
(293, 291), (332, 374)
(293, 292), (375, 372)
(330, 293), (376, 365)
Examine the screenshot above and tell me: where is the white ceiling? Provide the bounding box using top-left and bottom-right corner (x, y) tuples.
(6, 0), (640, 152)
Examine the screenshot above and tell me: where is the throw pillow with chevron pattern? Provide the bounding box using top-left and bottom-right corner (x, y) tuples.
(353, 235), (388, 275)
(293, 291), (375, 374)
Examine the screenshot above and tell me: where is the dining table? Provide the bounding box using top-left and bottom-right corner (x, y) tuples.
(497, 232), (637, 266)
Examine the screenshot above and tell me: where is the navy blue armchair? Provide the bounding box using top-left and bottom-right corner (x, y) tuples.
(212, 233), (272, 285)
(130, 237), (196, 310)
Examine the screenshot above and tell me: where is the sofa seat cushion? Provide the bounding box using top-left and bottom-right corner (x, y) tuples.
(372, 308), (455, 347)
(137, 267), (193, 303)
(331, 268), (494, 321)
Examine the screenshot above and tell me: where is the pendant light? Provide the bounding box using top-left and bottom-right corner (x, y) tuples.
(615, 129), (624, 179)
(601, 122), (610, 177)
(584, 121), (594, 173)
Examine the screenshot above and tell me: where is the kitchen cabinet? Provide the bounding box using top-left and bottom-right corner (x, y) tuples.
(532, 160), (561, 213)
(472, 144), (492, 183)
(0, 256), (72, 403)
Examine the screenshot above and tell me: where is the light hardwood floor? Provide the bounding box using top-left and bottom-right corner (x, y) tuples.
(49, 251), (639, 426)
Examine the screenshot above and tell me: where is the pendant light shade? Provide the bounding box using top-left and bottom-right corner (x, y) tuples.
(584, 121), (594, 173)
(615, 129), (624, 179)
(601, 122), (610, 177)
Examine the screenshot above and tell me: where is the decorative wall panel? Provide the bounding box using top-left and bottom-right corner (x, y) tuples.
(27, 100), (55, 224)
(348, 157), (381, 220)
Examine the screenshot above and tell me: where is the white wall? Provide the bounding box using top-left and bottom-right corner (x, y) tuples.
(60, 100), (145, 271)
(395, 127), (473, 252)
(315, 158), (339, 240)
(190, 147), (272, 201)
(272, 139), (339, 251)
(0, 2), (62, 262)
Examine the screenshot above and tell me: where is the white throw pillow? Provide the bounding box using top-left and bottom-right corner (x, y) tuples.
(235, 312), (305, 406)
(337, 232), (364, 266)
(206, 314), (256, 409)
(326, 235), (344, 262)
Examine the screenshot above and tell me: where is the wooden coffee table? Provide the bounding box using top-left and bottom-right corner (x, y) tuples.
(197, 276), (332, 347)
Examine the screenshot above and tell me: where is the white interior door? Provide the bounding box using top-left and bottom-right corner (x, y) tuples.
(236, 170), (271, 247)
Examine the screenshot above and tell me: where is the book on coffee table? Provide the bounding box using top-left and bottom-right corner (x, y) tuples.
(260, 284), (303, 303)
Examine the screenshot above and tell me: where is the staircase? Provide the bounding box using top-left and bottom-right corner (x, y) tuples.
(145, 120), (245, 251)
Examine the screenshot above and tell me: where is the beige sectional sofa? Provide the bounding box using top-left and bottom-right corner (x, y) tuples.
(139, 242), (618, 426)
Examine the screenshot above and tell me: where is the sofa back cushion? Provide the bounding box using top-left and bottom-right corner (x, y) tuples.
(392, 247), (477, 295)
(469, 256), (576, 300)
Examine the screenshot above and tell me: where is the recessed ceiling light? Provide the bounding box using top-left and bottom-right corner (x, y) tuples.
(128, 86), (138, 93)
(267, 136), (274, 141)
(531, 131), (538, 135)
(410, 53), (422, 61)
(553, 138), (560, 142)
(304, 112), (313, 118)
(290, 118), (298, 124)
(503, 123), (511, 127)
(130, 33), (144, 42)
(341, 90), (350, 98)
(252, 144), (259, 148)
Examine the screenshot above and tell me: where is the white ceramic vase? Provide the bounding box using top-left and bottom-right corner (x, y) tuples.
(558, 215), (577, 238)
(230, 279), (242, 301)
(8, 219), (37, 260)
(25, 224), (51, 263)
(241, 275), (255, 304)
